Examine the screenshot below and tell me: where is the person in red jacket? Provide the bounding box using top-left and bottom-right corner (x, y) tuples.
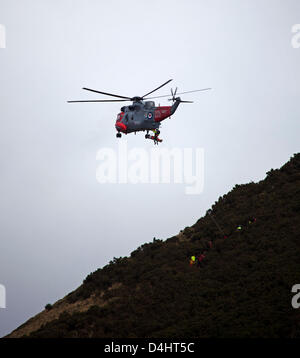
(197, 252), (206, 267)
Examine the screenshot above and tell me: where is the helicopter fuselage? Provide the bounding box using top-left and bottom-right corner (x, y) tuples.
(115, 99), (180, 134)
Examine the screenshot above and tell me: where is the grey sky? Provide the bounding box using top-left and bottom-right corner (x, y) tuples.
(0, 0), (299, 336)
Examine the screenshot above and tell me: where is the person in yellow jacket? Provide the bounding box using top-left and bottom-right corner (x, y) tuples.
(189, 255), (196, 266)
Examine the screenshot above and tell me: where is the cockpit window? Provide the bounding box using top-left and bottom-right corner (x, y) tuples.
(117, 112), (124, 122)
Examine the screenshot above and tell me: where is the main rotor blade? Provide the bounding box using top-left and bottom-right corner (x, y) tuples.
(67, 99), (129, 103)
(142, 79), (173, 98)
(167, 99), (194, 103)
(145, 88), (212, 100)
(82, 87), (131, 100)
(176, 88), (212, 96)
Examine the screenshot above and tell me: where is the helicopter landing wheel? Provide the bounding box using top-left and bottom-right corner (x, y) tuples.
(116, 132), (122, 138)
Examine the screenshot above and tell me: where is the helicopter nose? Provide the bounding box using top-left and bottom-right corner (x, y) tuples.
(115, 121), (127, 132)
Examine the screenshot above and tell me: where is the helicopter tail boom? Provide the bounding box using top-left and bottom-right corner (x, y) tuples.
(153, 98), (182, 122)
(170, 98), (181, 115)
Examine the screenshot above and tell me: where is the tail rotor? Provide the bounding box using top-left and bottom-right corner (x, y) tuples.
(170, 87), (178, 102)
(169, 87), (193, 103)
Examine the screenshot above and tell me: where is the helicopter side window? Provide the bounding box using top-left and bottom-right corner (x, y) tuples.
(145, 101), (155, 109)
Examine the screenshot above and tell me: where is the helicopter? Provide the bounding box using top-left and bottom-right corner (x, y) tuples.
(68, 79), (211, 144)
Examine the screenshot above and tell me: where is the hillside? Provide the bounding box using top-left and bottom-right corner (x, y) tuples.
(7, 153), (300, 338)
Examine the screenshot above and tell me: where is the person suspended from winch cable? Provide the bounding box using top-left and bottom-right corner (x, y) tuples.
(152, 128), (161, 145)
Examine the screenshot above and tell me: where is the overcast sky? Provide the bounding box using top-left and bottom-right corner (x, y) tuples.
(0, 0), (299, 337)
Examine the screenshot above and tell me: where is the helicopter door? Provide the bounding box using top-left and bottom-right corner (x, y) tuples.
(142, 110), (154, 130)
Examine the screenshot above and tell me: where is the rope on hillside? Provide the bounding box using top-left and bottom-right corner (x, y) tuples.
(189, 211), (257, 267)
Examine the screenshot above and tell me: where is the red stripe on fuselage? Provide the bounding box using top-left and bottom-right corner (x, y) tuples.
(154, 106), (171, 122)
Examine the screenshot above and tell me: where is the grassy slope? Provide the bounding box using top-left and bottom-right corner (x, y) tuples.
(8, 153), (300, 338)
